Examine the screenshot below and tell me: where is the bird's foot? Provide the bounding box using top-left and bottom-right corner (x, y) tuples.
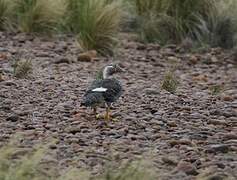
(104, 112), (113, 121)
(95, 114), (104, 119)
(104, 114), (118, 121)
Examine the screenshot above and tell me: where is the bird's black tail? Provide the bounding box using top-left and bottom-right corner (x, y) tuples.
(81, 93), (102, 107)
(80, 95), (93, 107)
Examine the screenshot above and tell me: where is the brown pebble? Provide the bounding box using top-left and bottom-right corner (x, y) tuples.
(222, 95), (233, 101)
(78, 50), (97, 62)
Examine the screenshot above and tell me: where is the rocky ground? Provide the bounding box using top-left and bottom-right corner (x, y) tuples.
(0, 32), (237, 179)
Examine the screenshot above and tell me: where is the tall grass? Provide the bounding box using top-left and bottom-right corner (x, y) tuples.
(62, 0), (122, 55)
(134, 0), (215, 44)
(7, 0), (65, 33)
(1, 0), (237, 50)
(71, 0), (122, 56)
(197, 0), (237, 48)
(134, 0), (237, 48)
(0, 0), (12, 30)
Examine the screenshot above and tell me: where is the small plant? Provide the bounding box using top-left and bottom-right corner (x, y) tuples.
(161, 71), (179, 94)
(13, 59), (33, 78)
(67, 0), (122, 56)
(209, 85), (224, 96)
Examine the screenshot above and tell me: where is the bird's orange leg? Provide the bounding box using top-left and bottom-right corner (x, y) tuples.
(94, 107), (101, 119)
(104, 106), (111, 121)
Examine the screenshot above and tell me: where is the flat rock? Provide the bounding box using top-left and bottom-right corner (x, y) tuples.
(206, 144), (230, 153)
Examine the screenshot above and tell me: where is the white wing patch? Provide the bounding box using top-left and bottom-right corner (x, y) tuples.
(92, 87), (107, 92)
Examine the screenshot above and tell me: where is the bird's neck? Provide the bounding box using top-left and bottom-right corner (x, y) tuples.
(103, 66), (110, 79)
(96, 67), (111, 80)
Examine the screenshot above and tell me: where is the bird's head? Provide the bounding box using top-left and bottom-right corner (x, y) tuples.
(103, 64), (124, 79)
(97, 64), (124, 79)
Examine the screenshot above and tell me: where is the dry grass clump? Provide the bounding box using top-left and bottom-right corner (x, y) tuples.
(13, 59), (33, 78)
(161, 71), (179, 94)
(73, 0), (122, 56)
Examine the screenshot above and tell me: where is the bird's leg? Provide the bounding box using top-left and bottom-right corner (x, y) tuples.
(104, 105), (111, 121)
(93, 107), (101, 119)
(93, 107), (97, 117)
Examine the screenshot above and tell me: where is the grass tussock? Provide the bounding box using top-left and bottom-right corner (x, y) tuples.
(134, 0), (215, 44)
(73, 0), (122, 56)
(13, 59), (33, 78)
(61, 0), (122, 55)
(9, 0), (65, 33)
(0, 0), (65, 33)
(198, 0), (237, 48)
(133, 0), (237, 48)
(161, 71), (179, 94)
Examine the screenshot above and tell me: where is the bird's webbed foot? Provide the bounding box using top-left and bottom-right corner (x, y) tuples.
(93, 107), (100, 119)
(96, 114), (104, 119)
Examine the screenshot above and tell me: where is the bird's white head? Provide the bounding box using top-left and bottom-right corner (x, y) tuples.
(102, 64), (124, 79)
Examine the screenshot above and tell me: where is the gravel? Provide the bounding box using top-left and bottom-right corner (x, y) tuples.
(0, 32), (236, 179)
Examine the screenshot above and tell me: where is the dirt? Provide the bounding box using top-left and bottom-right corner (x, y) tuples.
(0, 32), (237, 179)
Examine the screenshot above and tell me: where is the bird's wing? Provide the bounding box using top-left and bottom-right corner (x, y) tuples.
(82, 80), (105, 107)
(100, 78), (123, 103)
(86, 80), (102, 92)
(82, 78), (122, 106)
